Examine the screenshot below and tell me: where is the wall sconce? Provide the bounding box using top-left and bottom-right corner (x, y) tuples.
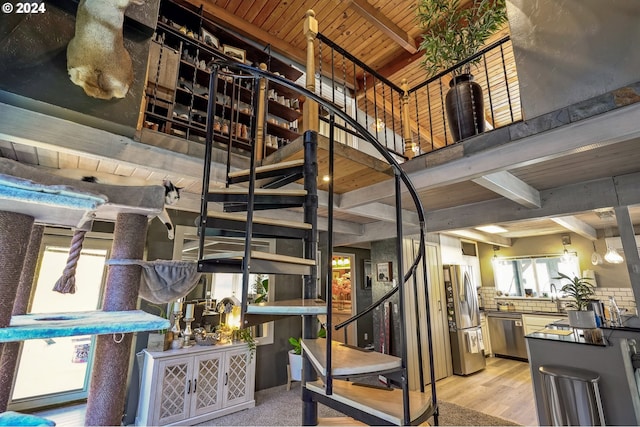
(560, 234), (575, 263)
(491, 245), (500, 266)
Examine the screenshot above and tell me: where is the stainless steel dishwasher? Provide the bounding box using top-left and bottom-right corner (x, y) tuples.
(487, 313), (528, 360)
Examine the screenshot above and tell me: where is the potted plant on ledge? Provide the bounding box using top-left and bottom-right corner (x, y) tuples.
(554, 272), (597, 329)
(416, 0), (508, 141)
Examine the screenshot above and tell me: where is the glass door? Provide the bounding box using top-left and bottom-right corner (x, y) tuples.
(9, 232), (111, 411)
(331, 253), (356, 345)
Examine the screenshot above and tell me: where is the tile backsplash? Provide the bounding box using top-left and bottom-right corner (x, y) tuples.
(479, 286), (637, 314)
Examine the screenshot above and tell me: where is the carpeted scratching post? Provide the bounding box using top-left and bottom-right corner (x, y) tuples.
(0, 211), (34, 412)
(85, 213), (148, 426)
(0, 225), (43, 412)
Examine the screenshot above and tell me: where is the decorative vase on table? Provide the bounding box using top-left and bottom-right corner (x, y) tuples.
(445, 74), (485, 142)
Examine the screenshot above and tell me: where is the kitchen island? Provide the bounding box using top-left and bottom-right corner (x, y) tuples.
(526, 316), (640, 425)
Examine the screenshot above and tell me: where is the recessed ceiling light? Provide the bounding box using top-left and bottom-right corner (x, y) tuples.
(475, 225), (508, 234)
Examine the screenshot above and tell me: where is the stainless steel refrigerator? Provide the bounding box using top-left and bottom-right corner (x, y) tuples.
(443, 264), (486, 375)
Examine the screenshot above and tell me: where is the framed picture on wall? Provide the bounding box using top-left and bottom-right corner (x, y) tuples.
(376, 262), (392, 282)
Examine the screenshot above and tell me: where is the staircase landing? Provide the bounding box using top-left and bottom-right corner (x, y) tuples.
(302, 339), (401, 377)
(306, 379), (434, 425)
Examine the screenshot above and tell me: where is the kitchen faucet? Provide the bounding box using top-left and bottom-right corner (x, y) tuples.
(549, 283), (565, 313)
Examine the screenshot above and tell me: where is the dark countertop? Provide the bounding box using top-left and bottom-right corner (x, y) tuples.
(483, 309), (567, 317)
(527, 327), (607, 346)
(526, 315), (640, 346)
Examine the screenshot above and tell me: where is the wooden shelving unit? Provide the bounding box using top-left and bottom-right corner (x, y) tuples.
(142, 0), (304, 154)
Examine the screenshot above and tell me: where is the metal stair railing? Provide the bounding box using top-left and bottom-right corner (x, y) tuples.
(204, 60), (437, 426)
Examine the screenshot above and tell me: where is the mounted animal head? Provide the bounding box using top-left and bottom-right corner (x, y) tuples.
(66, 0), (146, 99)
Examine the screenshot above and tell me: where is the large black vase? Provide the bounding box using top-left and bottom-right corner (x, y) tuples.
(445, 74), (485, 142)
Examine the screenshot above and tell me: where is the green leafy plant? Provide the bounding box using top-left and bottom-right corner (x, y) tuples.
(288, 336), (302, 355)
(416, 0), (508, 78)
(554, 272), (596, 311)
(254, 274), (269, 303)
(239, 327), (257, 361)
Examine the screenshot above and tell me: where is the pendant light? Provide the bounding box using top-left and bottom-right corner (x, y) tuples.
(603, 226), (624, 264)
(560, 235), (575, 263)
(491, 245), (500, 267)
(604, 246), (624, 264)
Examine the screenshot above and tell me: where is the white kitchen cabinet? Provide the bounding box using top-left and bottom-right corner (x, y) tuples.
(522, 314), (566, 336)
(136, 343), (255, 426)
(440, 235), (463, 265)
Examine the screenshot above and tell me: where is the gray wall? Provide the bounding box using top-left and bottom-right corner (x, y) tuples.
(371, 238), (402, 356)
(507, 0), (640, 119)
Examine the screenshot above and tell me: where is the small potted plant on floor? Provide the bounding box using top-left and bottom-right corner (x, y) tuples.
(554, 272), (597, 328)
(416, 0), (508, 141)
(288, 326), (326, 386)
(288, 336), (303, 383)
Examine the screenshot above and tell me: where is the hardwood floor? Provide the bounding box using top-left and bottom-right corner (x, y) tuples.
(435, 356), (538, 426)
(33, 357), (538, 426)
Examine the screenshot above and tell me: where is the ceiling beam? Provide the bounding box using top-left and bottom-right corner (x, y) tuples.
(342, 0), (417, 54)
(614, 206), (640, 308)
(550, 216), (597, 240)
(472, 171), (541, 208)
(444, 229), (512, 247)
(333, 219), (421, 246)
(426, 172), (640, 232)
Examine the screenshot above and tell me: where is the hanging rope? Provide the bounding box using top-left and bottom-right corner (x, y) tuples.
(52, 229), (86, 294)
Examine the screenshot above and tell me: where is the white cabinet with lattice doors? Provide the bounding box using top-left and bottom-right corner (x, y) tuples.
(135, 343), (255, 426)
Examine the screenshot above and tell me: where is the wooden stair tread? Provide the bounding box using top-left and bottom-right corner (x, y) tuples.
(301, 339), (401, 377)
(207, 211), (311, 229)
(246, 298), (327, 315)
(306, 379), (434, 425)
(208, 188), (307, 196)
(227, 159), (305, 178)
(202, 250), (316, 266)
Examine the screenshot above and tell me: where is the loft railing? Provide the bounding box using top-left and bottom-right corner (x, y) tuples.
(303, 10), (521, 160)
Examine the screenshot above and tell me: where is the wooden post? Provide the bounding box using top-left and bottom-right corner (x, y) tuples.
(303, 10), (319, 132)
(401, 78), (415, 159)
(256, 63), (268, 160)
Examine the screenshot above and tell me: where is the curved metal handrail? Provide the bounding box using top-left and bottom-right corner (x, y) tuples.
(210, 60), (434, 423)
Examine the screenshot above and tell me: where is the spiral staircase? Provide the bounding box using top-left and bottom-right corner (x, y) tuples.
(196, 62), (437, 426)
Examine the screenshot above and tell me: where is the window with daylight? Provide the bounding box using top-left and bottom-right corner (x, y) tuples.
(493, 255), (580, 298)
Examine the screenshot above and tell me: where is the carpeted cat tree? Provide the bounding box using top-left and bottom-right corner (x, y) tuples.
(0, 158), (170, 425)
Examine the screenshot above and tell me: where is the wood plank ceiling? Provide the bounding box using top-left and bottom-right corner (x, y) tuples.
(188, 0), (520, 153)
